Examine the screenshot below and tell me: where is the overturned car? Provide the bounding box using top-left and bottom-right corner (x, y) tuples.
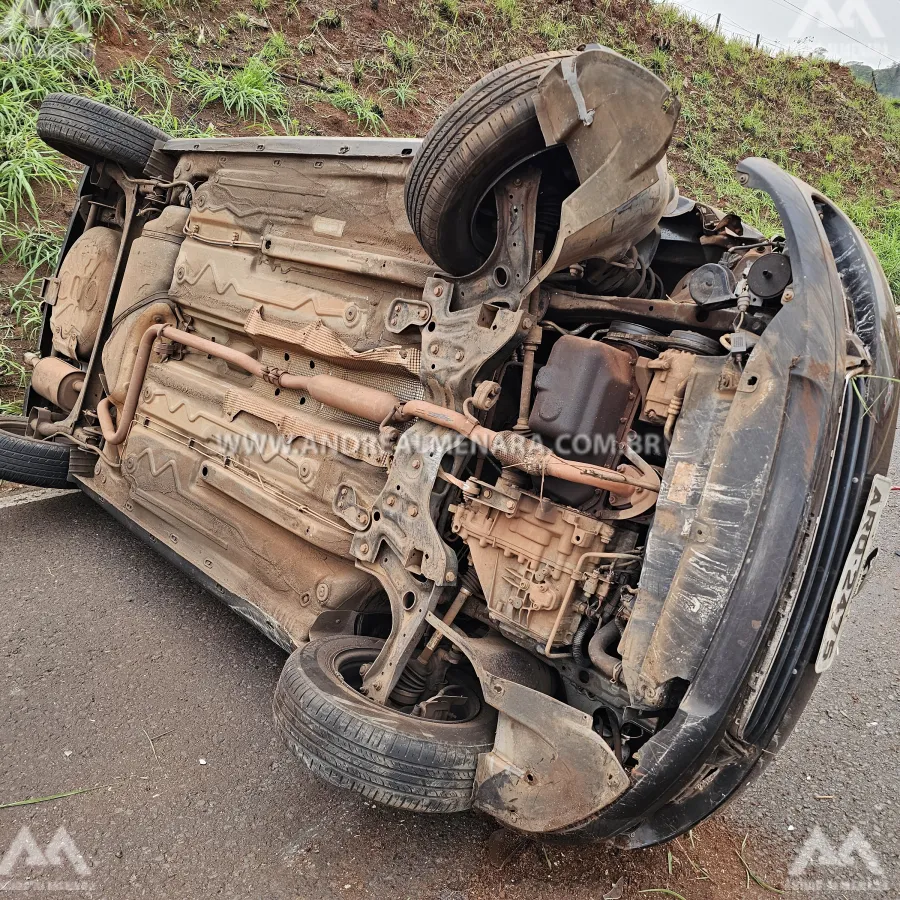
(4, 47), (898, 846)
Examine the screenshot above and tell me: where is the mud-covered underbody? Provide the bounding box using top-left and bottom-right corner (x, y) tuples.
(16, 49), (899, 844)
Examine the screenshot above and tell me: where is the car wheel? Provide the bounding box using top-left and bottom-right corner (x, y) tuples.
(273, 635), (496, 813)
(37, 94), (170, 177)
(0, 416), (72, 489)
(404, 52), (574, 276)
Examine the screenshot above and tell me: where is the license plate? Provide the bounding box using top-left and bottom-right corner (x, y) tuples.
(815, 474), (892, 673)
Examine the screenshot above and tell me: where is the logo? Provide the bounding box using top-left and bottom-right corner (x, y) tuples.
(0, 0), (91, 51)
(787, 0), (885, 39)
(0, 826), (93, 892)
(787, 826), (887, 893)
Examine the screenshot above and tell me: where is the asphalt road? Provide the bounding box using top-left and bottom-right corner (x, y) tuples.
(2, 438), (899, 899)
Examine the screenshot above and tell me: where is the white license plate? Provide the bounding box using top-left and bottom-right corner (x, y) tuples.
(815, 474), (892, 673)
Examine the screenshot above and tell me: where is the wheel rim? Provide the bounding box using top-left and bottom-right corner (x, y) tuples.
(468, 144), (578, 265)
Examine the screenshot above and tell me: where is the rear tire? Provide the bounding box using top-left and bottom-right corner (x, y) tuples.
(273, 635), (496, 813)
(0, 417), (71, 489)
(404, 52), (573, 275)
(37, 94), (170, 176)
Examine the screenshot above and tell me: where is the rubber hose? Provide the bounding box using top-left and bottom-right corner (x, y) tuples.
(588, 620), (623, 682)
(572, 615), (593, 669)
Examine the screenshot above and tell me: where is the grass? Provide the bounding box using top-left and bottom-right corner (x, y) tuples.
(381, 77), (418, 108)
(382, 31), (418, 74)
(114, 58), (171, 108)
(179, 56), (287, 120)
(308, 79), (384, 133)
(261, 32), (289, 60)
(537, 13), (574, 50)
(494, 0), (522, 28)
(0, 334), (27, 413)
(312, 9), (342, 30)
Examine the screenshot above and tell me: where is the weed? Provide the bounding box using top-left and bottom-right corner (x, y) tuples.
(0, 221), (64, 291)
(436, 0), (459, 23)
(494, 0), (521, 27)
(381, 77), (418, 108)
(0, 220), (62, 338)
(312, 10), (342, 29)
(262, 32), (290, 60)
(646, 46), (669, 74)
(229, 11), (257, 30)
(251, 0), (269, 12)
(0, 135), (75, 221)
(180, 56), (287, 120)
(382, 31), (417, 73)
(739, 105), (766, 138)
(0, 337), (28, 397)
(537, 14), (573, 51)
(68, 0), (119, 32)
(114, 58), (171, 108)
(309, 79), (384, 133)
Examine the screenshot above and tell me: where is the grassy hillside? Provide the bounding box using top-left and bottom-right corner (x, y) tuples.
(2, 0), (900, 413)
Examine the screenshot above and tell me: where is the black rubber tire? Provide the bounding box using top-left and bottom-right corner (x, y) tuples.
(0, 417), (71, 489)
(404, 51), (573, 276)
(37, 94), (170, 176)
(273, 635), (496, 813)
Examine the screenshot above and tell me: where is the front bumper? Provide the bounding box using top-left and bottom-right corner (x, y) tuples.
(558, 159), (900, 847)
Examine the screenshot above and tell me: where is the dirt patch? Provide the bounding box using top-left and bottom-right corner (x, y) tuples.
(458, 818), (789, 900)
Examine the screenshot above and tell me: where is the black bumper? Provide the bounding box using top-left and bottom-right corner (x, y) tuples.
(557, 159), (900, 847)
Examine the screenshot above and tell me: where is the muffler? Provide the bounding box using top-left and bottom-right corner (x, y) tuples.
(25, 354), (85, 412)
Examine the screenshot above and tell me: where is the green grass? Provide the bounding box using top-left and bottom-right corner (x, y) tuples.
(382, 31), (418, 73)
(308, 79), (385, 133)
(0, 333), (27, 413)
(0, 134), (74, 221)
(261, 32), (290, 60)
(537, 14), (574, 50)
(436, 0), (460, 23)
(494, 0), (521, 28)
(114, 58), (172, 107)
(312, 9), (342, 30)
(179, 56), (287, 120)
(381, 77), (418, 108)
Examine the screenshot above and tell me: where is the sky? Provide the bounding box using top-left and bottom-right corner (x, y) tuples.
(669, 0), (900, 69)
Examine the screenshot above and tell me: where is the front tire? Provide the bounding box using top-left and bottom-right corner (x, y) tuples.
(404, 52), (572, 275)
(273, 635), (496, 813)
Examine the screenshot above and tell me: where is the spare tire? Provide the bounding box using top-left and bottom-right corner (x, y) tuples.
(0, 417), (71, 489)
(273, 635), (496, 813)
(37, 94), (170, 177)
(404, 52), (573, 276)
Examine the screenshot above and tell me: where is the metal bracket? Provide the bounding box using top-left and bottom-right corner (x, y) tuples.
(385, 297), (432, 332)
(332, 483), (370, 529)
(357, 170), (543, 705)
(561, 56), (595, 127)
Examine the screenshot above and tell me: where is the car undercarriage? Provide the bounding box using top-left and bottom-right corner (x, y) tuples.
(5, 47), (898, 846)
